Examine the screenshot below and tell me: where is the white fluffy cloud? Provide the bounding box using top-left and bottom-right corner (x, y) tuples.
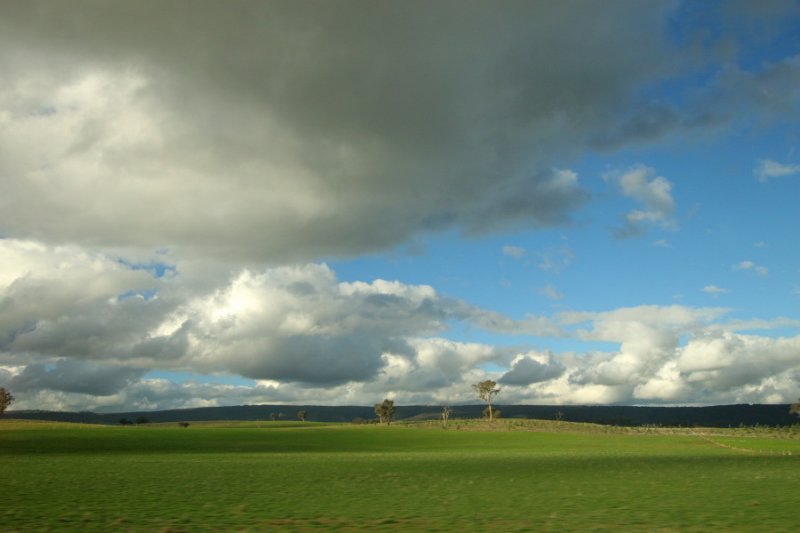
(703, 285), (729, 295)
(0, 240), (179, 366)
(563, 306), (723, 392)
(608, 166), (677, 239)
(4, 240), (800, 411)
(495, 309), (800, 406)
(734, 260), (769, 277)
(0, 240), (536, 408)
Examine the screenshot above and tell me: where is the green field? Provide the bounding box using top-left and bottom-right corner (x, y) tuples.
(2, 419), (800, 532)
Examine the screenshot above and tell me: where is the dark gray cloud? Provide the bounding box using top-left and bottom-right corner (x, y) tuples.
(211, 333), (414, 386)
(0, 1), (689, 262)
(10, 359), (145, 396)
(500, 355), (565, 386)
(1, 3), (797, 263)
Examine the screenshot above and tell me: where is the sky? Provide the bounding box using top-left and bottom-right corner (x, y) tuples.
(1, 1), (800, 412)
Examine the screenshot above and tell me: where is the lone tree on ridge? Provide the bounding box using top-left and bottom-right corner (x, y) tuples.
(472, 380), (500, 422)
(374, 399), (396, 425)
(0, 387), (14, 416)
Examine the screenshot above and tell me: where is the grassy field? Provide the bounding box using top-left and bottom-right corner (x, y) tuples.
(2, 419), (800, 532)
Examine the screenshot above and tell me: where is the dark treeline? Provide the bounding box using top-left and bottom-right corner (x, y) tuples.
(6, 403), (797, 427)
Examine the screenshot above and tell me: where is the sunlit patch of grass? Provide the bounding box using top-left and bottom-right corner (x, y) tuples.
(0, 419), (89, 431)
(2, 420), (799, 531)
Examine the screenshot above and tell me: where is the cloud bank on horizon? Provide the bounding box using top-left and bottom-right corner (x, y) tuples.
(1, 1), (799, 412)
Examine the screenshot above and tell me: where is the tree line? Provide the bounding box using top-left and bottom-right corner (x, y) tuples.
(3, 384), (800, 427)
(373, 380), (501, 426)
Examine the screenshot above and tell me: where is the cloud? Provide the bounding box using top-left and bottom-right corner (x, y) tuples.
(560, 305), (726, 393)
(9, 360), (146, 396)
(676, 332), (800, 393)
(500, 352), (565, 386)
(2, 250), (799, 410)
(633, 361), (691, 402)
(0, 239), (556, 395)
(4, 240), (798, 411)
(702, 285), (729, 295)
(516, 309), (800, 406)
(4, 2), (701, 262)
(130, 266), (499, 385)
(608, 165), (677, 239)
(537, 247), (575, 274)
(593, 57), (800, 151)
(4, 3), (794, 262)
(734, 260), (769, 276)
(381, 338), (515, 394)
(540, 285), (565, 301)
(2, 4), (800, 411)
(560, 305), (728, 335)
(755, 159), (800, 182)
(502, 246), (526, 259)
(0, 240), (181, 365)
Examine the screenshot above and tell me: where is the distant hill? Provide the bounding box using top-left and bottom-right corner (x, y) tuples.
(5, 403), (797, 427)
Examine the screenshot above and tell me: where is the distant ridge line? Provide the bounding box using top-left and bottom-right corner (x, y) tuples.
(4, 403), (795, 428)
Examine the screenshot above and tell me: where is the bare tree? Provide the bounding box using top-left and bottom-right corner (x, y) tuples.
(472, 380), (500, 422)
(374, 399), (396, 425)
(441, 405), (452, 428)
(0, 387), (15, 415)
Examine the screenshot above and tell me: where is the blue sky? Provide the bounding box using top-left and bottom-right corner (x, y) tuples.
(1, 1), (799, 412)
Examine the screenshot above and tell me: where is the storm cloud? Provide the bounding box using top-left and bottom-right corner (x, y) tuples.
(0, 1), (694, 261)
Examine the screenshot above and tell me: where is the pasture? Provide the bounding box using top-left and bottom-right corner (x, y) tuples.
(2, 419), (799, 531)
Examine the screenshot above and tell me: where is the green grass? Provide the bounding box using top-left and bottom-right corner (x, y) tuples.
(2, 420), (800, 531)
